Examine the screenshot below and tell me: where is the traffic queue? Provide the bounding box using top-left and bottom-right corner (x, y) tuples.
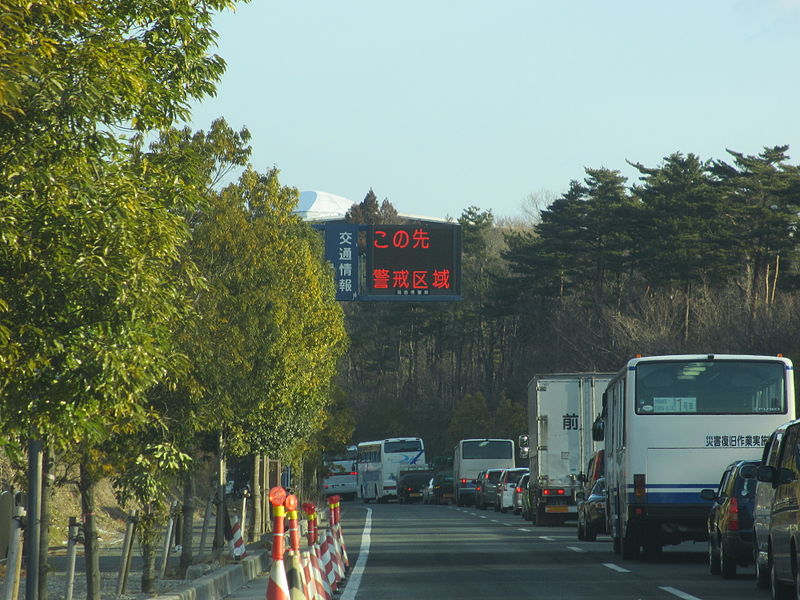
(382, 354), (797, 599)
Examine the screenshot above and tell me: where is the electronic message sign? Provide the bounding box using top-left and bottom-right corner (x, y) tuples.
(365, 224), (461, 300)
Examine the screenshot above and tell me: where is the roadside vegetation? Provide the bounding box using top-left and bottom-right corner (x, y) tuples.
(341, 149), (800, 459)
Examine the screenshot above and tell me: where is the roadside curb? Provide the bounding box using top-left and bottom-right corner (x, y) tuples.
(157, 551), (269, 600)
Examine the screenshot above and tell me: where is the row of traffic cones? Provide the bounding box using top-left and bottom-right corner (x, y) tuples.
(267, 488), (350, 600)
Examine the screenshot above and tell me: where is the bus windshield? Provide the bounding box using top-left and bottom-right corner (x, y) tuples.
(635, 359), (786, 415)
(384, 440), (422, 453)
(462, 440), (513, 460)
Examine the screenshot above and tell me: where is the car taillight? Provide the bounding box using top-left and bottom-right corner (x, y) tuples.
(634, 474), (646, 498)
(350, 472), (357, 475)
(460, 478), (470, 484)
(516, 486), (523, 493)
(728, 497), (740, 531)
(476, 486), (481, 491)
(542, 488), (565, 496)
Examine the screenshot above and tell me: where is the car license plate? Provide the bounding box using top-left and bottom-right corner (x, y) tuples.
(411, 493), (422, 497)
(546, 505), (568, 513)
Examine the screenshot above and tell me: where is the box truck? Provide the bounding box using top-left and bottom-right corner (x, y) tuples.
(520, 372), (613, 525)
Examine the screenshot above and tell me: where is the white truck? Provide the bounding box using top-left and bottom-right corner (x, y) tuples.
(520, 372), (613, 525)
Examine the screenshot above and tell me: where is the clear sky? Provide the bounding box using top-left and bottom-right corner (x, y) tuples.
(186, 0), (800, 221)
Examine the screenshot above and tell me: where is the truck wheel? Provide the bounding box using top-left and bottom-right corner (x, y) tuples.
(621, 531), (640, 560)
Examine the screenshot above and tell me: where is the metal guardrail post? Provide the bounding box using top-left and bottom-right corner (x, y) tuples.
(115, 510), (138, 597)
(159, 504), (176, 579)
(2, 506), (25, 600)
(64, 516), (82, 600)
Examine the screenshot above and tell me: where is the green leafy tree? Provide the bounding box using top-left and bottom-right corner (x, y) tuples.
(0, 2), (241, 597)
(710, 146), (800, 311)
(629, 153), (735, 342)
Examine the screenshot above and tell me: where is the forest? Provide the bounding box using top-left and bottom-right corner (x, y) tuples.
(338, 147), (800, 460)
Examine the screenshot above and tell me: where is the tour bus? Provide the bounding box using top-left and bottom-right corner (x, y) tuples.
(321, 445), (358, 500)
(453, 438), (515, 506)
(356, 437), (426, 502)
(595, 353), (794, 559)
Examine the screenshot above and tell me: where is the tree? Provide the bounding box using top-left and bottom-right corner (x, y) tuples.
(629, 153), (734, 342)
(710, 146), (800, 311)
(346, 188), (401, 224)
(0, 3), (241, 596)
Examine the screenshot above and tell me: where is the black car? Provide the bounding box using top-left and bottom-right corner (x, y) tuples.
(700, 459), (759, 579)
(431, 469), (455, 504)
(577, 476), (606, 541)
(475, 468), (504, 510)
(397, 471), (433, 504)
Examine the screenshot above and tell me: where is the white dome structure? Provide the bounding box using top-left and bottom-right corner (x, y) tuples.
(295, 190), (354, 222)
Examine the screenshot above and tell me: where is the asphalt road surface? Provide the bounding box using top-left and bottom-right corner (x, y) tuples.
(312, 500), (767, 600)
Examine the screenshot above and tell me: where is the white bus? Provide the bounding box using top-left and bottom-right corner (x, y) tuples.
(356, 437), (426, 502)
(321, 446), (358, 500)
(598, 353), (794, 559)
(453, 438), (515, 506)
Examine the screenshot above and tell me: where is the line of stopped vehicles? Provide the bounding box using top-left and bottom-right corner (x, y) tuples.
(324, 354), (800, 599)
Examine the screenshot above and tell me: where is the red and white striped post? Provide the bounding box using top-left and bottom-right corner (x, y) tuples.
(229, 515), (247, 559)
(266, 487), (291, 600)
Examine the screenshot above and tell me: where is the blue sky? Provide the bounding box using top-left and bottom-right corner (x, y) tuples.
(186, 0), (800, 221)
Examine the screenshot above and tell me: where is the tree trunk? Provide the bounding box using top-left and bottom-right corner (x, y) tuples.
(140, 523), (158, 594)
(38, 445), (53, 600)
(252, 454), (262, 537)
(178, 468), (195, 577)
(79, 460), (101, 600)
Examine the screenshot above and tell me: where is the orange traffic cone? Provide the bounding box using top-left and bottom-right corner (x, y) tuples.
(303, 502), (330, 600)
(266, 487), (291, 600)
(284, 494), (307, 600)
(320, 526), (338, 593)
(301, 550), (316, 600)
(325, 500), (344, 582)
(332, 496), (350, 578)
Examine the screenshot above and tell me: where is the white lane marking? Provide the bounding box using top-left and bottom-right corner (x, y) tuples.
(602, 563), (631, 573)
(538, 536), (555, 541)
(566, 546), (586, 553)
(479, 515), (488, 519)
(502, 523), (512, 526)
(339, 508), (372, 600)
(659, 586), (703, 600)
(518, 528), (532, 532)
(490, 519), (499, 523)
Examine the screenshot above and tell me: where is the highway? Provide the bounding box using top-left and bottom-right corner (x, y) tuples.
(327, 501), (764, 600)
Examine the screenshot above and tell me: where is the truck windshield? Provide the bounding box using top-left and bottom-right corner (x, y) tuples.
(462, 440), (513, 459)
(635, 360), (786, 415)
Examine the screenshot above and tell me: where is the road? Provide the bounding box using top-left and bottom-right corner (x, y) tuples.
(289, 501), (766, 600)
